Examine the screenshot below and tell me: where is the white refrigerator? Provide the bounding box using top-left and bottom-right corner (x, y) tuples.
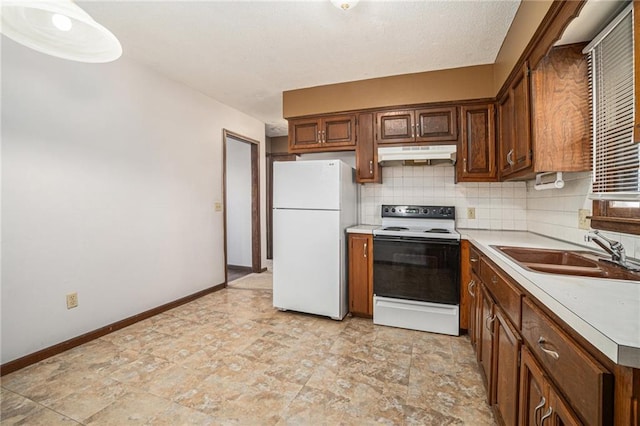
(272, 159), (357, 320)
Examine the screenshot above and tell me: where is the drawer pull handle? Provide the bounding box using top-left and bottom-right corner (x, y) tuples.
(468, 280), (476, 297)
(363, 242), (367, 258)
(485, 314), (496, 335)
(540, 407), (553, 425)
(533, 396), (546, 426)
(538, 337), (560, 360)
(369, 160), (373, 174)
(470, 257), (479, 263)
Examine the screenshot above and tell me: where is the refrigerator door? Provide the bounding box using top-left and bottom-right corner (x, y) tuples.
(273, 160), (343, 210)
(273, 208), (345, 319)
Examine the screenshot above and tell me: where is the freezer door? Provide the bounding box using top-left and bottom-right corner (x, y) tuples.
(273, 208), (345, 319)
(273, 160), (342, 210)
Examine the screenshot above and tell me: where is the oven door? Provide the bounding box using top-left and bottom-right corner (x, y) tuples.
(373, 236), (460, 305)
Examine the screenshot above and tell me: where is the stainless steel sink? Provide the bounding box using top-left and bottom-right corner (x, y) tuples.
(492, 246), (640, 281)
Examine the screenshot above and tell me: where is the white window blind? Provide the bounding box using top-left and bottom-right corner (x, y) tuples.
(584, 4), (638, 201)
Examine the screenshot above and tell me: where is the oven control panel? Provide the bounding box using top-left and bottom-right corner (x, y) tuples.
(381, 205), (455, 219)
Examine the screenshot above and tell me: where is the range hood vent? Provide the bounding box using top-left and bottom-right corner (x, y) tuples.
(378, 145), (457, 166)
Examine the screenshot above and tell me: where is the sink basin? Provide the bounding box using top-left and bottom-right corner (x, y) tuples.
(492, 246), (640, 281)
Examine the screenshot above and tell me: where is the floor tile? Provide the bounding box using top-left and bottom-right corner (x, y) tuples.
(1, 285), (495, 425)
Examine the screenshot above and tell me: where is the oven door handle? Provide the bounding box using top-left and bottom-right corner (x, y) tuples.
(373, 236), (460, 246)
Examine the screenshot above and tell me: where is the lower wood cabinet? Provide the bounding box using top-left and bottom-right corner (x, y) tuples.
(520, 347), (582, 426)
(478, 283), (495, 396)
(492, 308), (522, 426)
(465, 243), (619, 425)
(348, 233), (373, 317)
(521, 298), (613, 425)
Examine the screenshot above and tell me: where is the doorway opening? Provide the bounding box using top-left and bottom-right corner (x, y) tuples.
(223, 129), (262, 284)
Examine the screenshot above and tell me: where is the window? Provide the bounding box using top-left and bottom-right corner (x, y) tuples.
(584, 3), (640, 234)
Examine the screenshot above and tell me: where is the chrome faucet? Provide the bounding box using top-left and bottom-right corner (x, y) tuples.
(584, 231), (640, 271)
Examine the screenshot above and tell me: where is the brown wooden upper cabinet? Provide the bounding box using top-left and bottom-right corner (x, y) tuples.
(498, 62), (532, 179)
(457, 104), (497, 182)
(499, 45), (591, 180)
(289, 114), (356, 152)
(376, 106), (458, 145)
(355, 112), (380, 183)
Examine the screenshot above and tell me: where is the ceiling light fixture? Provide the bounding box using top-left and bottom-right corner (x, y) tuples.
(0, 0), (122, 63)
(331, 0), (359, 11)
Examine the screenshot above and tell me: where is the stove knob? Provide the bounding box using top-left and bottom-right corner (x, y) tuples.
(383, 207), (389, 213)
(446, 208), (453, 216)
(391, 208), (396, 213)
(422, 208), (429, 214)
(439, 208), (445, 215)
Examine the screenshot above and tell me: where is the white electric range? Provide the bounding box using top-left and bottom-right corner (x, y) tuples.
(372, 205), (461, 336)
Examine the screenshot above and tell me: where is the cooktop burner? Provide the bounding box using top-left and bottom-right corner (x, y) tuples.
(425, 228), (451, 233)
(383, 226), (409, 231)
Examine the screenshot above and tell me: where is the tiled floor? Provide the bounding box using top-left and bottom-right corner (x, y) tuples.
(1, 286), (495, 425)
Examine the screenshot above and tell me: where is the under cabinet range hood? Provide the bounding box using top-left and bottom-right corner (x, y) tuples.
(377, 145), (457, 166)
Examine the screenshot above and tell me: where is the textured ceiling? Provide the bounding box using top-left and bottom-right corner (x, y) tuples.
(79, 1), (522, 136)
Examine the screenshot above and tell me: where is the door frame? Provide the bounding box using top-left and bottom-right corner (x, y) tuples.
(222, 129), (263, 284)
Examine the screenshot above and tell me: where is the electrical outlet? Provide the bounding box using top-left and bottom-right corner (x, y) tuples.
(578, 209), (591, 230)
(467, 207), (476, 219)
(214, 202), (223, 212)
(66, 292), (78, 309)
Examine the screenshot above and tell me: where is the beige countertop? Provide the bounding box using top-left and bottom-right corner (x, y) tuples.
(460, 229), (640, 368)
(346, 225), (378, 234)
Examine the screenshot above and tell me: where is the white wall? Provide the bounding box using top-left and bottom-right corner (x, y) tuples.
(226, 137), (252, 267)
(1, 39), (266, 363)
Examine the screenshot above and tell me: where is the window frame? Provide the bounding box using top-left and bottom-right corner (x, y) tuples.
(591, 200), (640, 235)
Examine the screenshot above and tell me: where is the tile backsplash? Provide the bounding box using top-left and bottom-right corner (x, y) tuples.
(359, 165), (527, 230)
(526, 172), (640, 260)
(359, 165), (640, 260)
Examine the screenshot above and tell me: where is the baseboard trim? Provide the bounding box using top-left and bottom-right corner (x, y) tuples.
(0, 282), (226, 376)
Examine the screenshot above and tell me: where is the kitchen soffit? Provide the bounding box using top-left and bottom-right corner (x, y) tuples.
(77, 0), (521, 137)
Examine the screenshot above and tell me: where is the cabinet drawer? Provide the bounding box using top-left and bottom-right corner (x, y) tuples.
(469, 246), (481, 275)
(480, 258), (522, 328)
(521, 298), (613, 425)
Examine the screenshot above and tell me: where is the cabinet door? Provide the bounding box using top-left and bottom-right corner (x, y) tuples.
(547, 387), (582, 426)
(520, 348), (547, 426)
(348, 234), (373, 317)
(478, 284), (495, 399)
(322, 114), (356, 148)
(376, 110), (415, 144)
(492, 309), (522, 426)
(415, 106), (458, 143)
(289, 118), (321, 150)
(458, 104), (497, 182)
(498, 93), (514, 177)
(467, 273), (479, 348)
(355, 113), (380, 183)
(511, 62), (532, 173)
(531, 44), (590, 173)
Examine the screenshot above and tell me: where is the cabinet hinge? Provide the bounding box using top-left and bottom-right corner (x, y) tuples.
(529, 149), (533, 160)
(518, 351), (521, 367)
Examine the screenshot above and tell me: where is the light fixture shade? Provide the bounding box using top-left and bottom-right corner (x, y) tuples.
(331, 0), (359, 11)
(0, 0), (122, 63)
